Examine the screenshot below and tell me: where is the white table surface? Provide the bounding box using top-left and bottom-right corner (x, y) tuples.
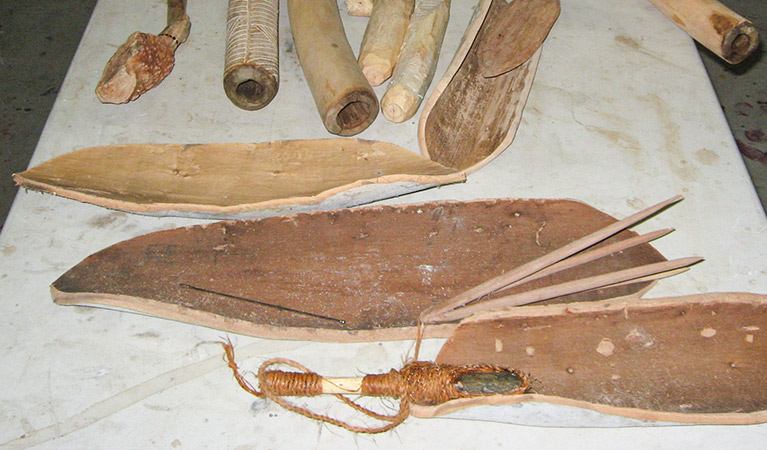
(2, 0), (766, 448)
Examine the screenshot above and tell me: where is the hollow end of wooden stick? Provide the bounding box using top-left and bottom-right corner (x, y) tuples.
(323, 90), (379, 136)
(224, 65), (279, 110)
(721, 21), (759, 64)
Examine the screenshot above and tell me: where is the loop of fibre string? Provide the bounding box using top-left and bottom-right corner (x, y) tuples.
(258, 357), (408, 433)
(221, 340), (408, 433)
(220, 341), (529, 433)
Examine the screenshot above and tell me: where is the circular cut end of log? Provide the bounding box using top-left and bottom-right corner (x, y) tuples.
(224, 65), (279, 110)
(722, 22), (759, 64)
(383, 102), (407, 123)
(382, 85), (417, 123)
(324, 90), (379, 136)
(360, 54), (393, 86)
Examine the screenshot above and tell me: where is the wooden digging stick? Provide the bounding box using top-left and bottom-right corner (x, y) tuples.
(646, 0), (759, 64)
(358, 0), (415, 86)
(287, 0), (379, 136)
(381, 0), (451, 123)
(224, 0), (280, 110)
(95, 0), (191, 104)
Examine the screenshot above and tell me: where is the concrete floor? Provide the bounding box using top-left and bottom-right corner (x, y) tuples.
(697, 0), (767, 212)
(1, 0), (765, 232)
(1, 0), (98, 231)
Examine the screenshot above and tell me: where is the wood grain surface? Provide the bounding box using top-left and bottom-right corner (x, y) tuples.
(419, 0), (541, 173)
(51, 198), (666, 341)
(14, 139), (463, 218)
(419, 293), (767, 424)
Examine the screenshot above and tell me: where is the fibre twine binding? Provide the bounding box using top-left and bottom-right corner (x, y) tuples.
(221, 341), (526, 433)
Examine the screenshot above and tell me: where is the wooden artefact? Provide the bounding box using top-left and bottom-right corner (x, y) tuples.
(418, 0), (548, 172)
(358, 0), (414, 86)
(647, 0), (759, 64)
(223, 0), (280, 110)
(287, 0), (378, 135)
(95, 0), (191, 104)
(222, 341), (529, 433)
(380, 0), (450, 123)
(346, 0), (373, 17)
(421, 197), (699, 324)
(13, 139), (463, 219)
(50, 199), (668, 341)
(419, 293), (767, 425)
(476, 0), (560, 77)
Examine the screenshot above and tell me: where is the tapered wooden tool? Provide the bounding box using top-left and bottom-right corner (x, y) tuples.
(380, 0), (450, 122)
(647, 0), (759, 64)
(96, 0), (191, 103)
(433, 257), (703, 322)
(358, 0), (414, 86)
(224, 0), (280, 110)
(423, 196), (682, 322)
(13, 139), (463, 219)
(49, 198), (667, 341)
(419, 293), (767, 425)
(287, 0), (378, 135)
(418, 0), (548, 172)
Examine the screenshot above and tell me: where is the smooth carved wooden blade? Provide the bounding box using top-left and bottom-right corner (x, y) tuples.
(419, 293), (767, 425)
(13, 139), (464, 219)
(418, 0), (541, 173)
(51, 198), (667, 342)
(477, 0), (560, 77)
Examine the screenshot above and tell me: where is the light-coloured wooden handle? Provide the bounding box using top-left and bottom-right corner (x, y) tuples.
(381, 0), (450, 123)
(224, 0), (280, 110)
(647, 0), (758, 64)
(288, 0), (378, 136)
(321, 377), (365, 394)
(358, 0), (414, 86)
